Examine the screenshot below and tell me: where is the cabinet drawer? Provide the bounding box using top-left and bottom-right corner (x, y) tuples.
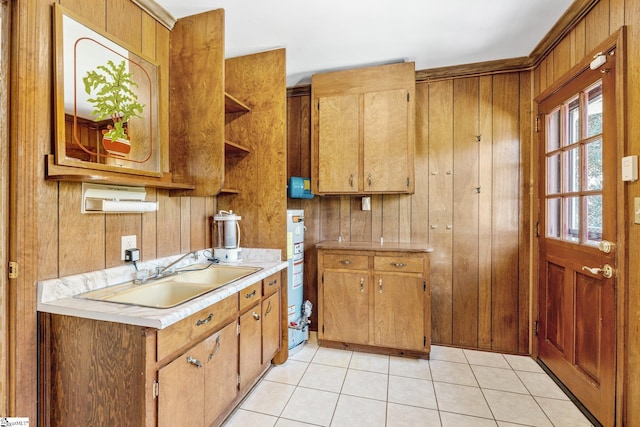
(239, 281), (262, 311)
(374, 256), (423, 273)
(323, 254), (368, 270)
(263, 271), (281, 296)
(157, 294), (237, 362)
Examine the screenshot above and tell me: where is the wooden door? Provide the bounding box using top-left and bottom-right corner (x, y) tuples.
(239, 304), (262, 390)
(262, 290), (281, 364)
(321, 270), (369, 344)
(158, 341), (205, 427)
(364, 88), (412, 192)
(537, 53), (617, 426)
(317, 94), (360, 193)
(204, 322), (238, 426)
(373, 273), (424, 350)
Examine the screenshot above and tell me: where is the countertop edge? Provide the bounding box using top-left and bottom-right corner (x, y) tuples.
(37, 260), (288, 329)
(316, 240), (433, 252)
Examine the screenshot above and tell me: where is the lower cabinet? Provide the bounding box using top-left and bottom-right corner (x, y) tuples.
(318, 245), (430, 357)
(158, 321), (238, 427)
(45, 270), (283, 427)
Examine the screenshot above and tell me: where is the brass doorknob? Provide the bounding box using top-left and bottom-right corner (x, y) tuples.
(581, 264), (614, 279)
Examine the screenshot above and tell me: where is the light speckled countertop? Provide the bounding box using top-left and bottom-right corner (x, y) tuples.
(37, 248), (287, 329)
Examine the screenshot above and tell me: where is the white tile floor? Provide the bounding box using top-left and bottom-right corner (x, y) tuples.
(222, 336), (594, 427)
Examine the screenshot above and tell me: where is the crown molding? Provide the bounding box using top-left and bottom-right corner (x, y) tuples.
(131, 0), (176, 30)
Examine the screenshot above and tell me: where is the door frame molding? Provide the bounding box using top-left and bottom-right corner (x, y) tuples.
(532, 27), (627, 426)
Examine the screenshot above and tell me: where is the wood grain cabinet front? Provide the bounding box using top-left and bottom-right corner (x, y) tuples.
(318, 247), (430, 357)
(311, 62), (416, 195)
(44, 271), (285, 427)
(158, 321), (238, 427)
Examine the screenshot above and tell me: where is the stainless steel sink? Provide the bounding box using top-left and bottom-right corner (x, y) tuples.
(77, 264), (262, 308)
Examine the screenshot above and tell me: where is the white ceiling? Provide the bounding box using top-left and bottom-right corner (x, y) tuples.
(154, 0), (574, 87)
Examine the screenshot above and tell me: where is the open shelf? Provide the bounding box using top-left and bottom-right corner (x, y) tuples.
(224, 92), (250, 114)
(224, 140), (251, 157)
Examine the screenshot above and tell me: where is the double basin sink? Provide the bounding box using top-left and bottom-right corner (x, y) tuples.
(77, 264), (261, 309)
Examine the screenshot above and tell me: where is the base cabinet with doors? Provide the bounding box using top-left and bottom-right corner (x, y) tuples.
(44, 270), (282, 427)
(317, 241), (431, 357)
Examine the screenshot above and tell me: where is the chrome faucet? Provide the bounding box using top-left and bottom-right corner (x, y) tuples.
(157, 250), (200, 278)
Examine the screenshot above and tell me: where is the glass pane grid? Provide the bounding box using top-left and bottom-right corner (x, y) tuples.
(544, 83), (604, 245)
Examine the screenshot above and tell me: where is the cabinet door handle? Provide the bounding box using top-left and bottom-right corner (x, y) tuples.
(368, 174), (372, 187)
(378, 278), (383, 294)
(360, 277), (365, 293)
(196, 313), (214, 326)
(186, 356), (202, 368)
(208, 336), (221, 361)
(349, 174), (354, 187)
(252, 312), (261, 321)
(264, 300), (272, 316)
(245, 289), (257, 299)
(340, 260), (352, 265)
(390, 262), (407, 268)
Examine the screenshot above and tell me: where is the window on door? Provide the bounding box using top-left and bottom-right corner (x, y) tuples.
(544, 81), (603, 246)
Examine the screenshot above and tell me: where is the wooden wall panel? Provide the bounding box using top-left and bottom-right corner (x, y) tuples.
(585, 0), (611, 52)
(491, 73), (522, 352)
(452, 77), (480, 348)
(426, 80), (455, 344)
(287, 72), (529, 353)
(221, 49), (287, 257)
(478, 75), (494, 350)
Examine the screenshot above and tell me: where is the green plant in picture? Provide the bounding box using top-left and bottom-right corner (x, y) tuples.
(83, 59), (145, 143)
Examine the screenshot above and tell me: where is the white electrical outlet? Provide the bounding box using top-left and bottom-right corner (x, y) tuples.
(121, 235), (137, 260)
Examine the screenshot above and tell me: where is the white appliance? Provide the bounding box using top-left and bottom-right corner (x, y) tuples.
(287, 210), (311, 352)
(213, 210), (242, 262)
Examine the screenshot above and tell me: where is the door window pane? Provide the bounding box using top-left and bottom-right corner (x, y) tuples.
(547, 198), (561, 239)
(565, 197), (580, 242)
(547, 154), (561, 195)
(548, 109), (561, 151)
(586, 139), (603, 191)
(586, 195), (603, 244)
(586, 83), (603, 138)
(565, 147), (580, 193)
(568, 97), (580, 145)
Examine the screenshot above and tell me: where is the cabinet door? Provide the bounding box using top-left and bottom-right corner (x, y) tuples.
(239, 304), (262, 390)
(317, 94), (360, 193)
(158, 342), (205, 427)
(262, 290), (281, 364)
(204, 321), (238, 426)
(322, 271), (369, 344)
(364, 89), (412, 192)
(373, 273), (425, 350)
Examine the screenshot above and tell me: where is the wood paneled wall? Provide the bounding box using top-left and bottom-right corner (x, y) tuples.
(288, 71), (531, 354)
(532, 0), (640, 424)
(10, 0), (215, 422)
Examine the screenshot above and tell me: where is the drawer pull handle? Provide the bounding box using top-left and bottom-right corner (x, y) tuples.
(208, 336), (221, 361)
(340, 260), (352, 265)
(268, 279), (278, 287)
(245, 289), (257, 299)
(186, 356), (202, 368)
(360, 277), (365, 293)
(196, 313), (214, 326)
(378, 278), (383, 294)
(252, 312), (261, 321)
(390, 262), (407, 268)
(265, 300), (272, 316)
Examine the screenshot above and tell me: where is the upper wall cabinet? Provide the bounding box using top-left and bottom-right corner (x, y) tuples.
(311, 62), (416, 195)
(168, 9), (226, 196)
